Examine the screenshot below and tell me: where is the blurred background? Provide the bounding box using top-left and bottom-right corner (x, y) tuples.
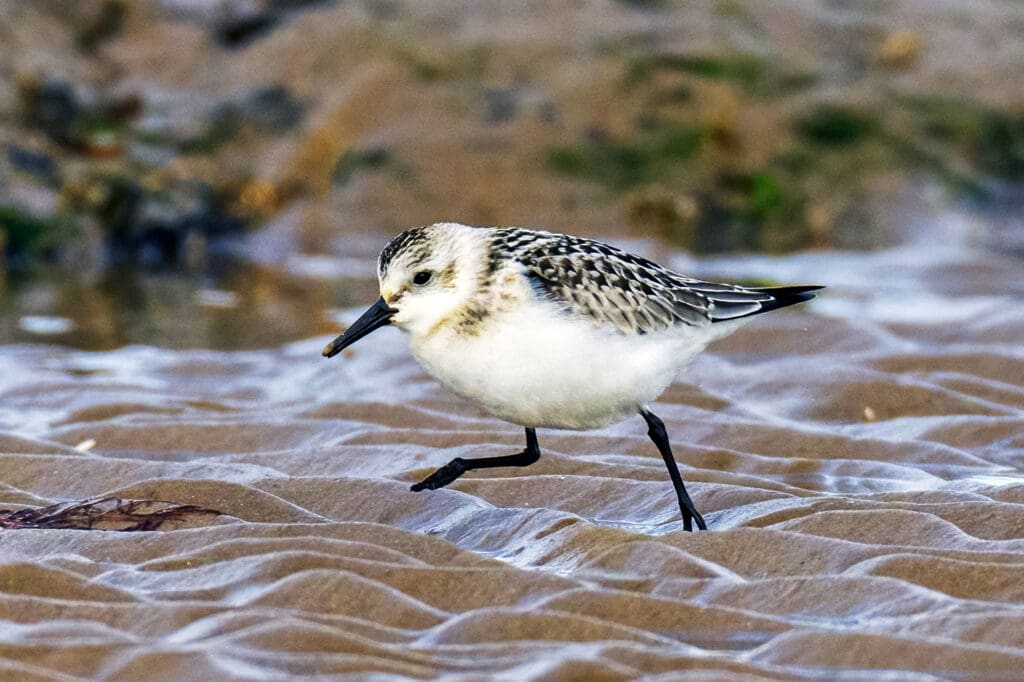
(1, 0), (1022, 350)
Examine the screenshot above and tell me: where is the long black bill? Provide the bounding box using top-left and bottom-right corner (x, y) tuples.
(322, 297), (396, 358)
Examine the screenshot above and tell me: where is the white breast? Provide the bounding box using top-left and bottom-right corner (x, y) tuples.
(408, 299), (741, 430)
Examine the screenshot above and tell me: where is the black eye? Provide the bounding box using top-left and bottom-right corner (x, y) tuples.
(413, 271), (433, 285)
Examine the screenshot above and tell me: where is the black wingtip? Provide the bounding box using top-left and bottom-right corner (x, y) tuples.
(752, 284), (824, 313)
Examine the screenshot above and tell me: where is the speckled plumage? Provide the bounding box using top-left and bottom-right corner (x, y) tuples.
(326, 222), (822, 531)
(499, 227), (820, 335)
(379, 224), (820, 338)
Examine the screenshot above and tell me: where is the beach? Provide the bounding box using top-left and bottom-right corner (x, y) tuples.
(2, 224), (1023, 679)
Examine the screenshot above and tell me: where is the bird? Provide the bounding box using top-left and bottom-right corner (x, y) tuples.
(322, 223), (822, 531)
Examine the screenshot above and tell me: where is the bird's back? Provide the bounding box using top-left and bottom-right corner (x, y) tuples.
(486, 227), (822, 336)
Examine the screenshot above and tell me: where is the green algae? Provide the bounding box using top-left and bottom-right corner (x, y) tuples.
(547, 127), (704, 191)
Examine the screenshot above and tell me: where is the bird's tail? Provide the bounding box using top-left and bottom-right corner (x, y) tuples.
(747, 285), (824, 314)
(704, 284), (824, 323)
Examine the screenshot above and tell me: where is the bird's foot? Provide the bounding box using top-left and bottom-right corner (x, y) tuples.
(682, 505), (707, 532)
(410, 458), (467, 491)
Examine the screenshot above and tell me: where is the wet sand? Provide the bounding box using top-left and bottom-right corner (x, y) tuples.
(1, 235), (1024, 680)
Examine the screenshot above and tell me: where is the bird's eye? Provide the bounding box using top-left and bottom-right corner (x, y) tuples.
(412, 271), (433, 286)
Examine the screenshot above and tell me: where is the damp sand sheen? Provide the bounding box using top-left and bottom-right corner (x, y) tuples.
(1, 243), (1024, 679)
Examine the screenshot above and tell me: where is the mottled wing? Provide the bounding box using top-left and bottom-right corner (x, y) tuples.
(506, 230), (707, 334)
(505, 229), (818, 335)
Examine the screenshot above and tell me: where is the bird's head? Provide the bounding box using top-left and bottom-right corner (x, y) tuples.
(322, 223), (482, 357)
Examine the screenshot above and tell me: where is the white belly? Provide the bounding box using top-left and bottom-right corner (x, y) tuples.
(408, 305), (738, 430)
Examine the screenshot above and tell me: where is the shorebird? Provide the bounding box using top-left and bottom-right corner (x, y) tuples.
(323, 223), (822, 531)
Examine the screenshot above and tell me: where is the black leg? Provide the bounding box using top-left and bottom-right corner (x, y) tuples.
(641, 409), (707, 532)
(411, 428), (541, 491)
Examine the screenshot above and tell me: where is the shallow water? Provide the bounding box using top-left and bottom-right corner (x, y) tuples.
(0, 258), (378, 351)
(2, 235), (1024, 679)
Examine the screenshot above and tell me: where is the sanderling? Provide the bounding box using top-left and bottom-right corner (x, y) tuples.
(323, 223), (822, 531)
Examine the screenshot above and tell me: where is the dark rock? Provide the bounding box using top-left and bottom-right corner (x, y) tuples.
(332, 147), (391, 186)
(236, 85), (306, 132)
(20, 79), (81, 145)
(84, 176), (244, 267)
(214, 7), (279, 48)
(18, 78), (141, 153)
(76, 0), (127, 53)
(537, 99), (559, 124)
(0, 204), (61, 263)
(795, 105), (879, 147)
(6, 146), (59, 185)
(201, 85), (306, 147)
(483, 88), (518, 124)
(211, 0), (340, 48)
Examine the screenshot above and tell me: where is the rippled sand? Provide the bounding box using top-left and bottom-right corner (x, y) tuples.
(2, 241), (1024, 680)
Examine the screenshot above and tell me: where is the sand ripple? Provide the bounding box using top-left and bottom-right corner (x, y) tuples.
(1, 243), (1023, 679)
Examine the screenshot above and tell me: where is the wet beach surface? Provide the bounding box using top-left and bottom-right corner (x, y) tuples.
(2, 225), (1024, 679)
(3, 0), (1024, 678)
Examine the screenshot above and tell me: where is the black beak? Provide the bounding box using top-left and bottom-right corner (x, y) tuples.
(322, 297), (396, 358)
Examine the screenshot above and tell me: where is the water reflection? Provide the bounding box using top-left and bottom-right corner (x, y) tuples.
(0, 260), (378, 350)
